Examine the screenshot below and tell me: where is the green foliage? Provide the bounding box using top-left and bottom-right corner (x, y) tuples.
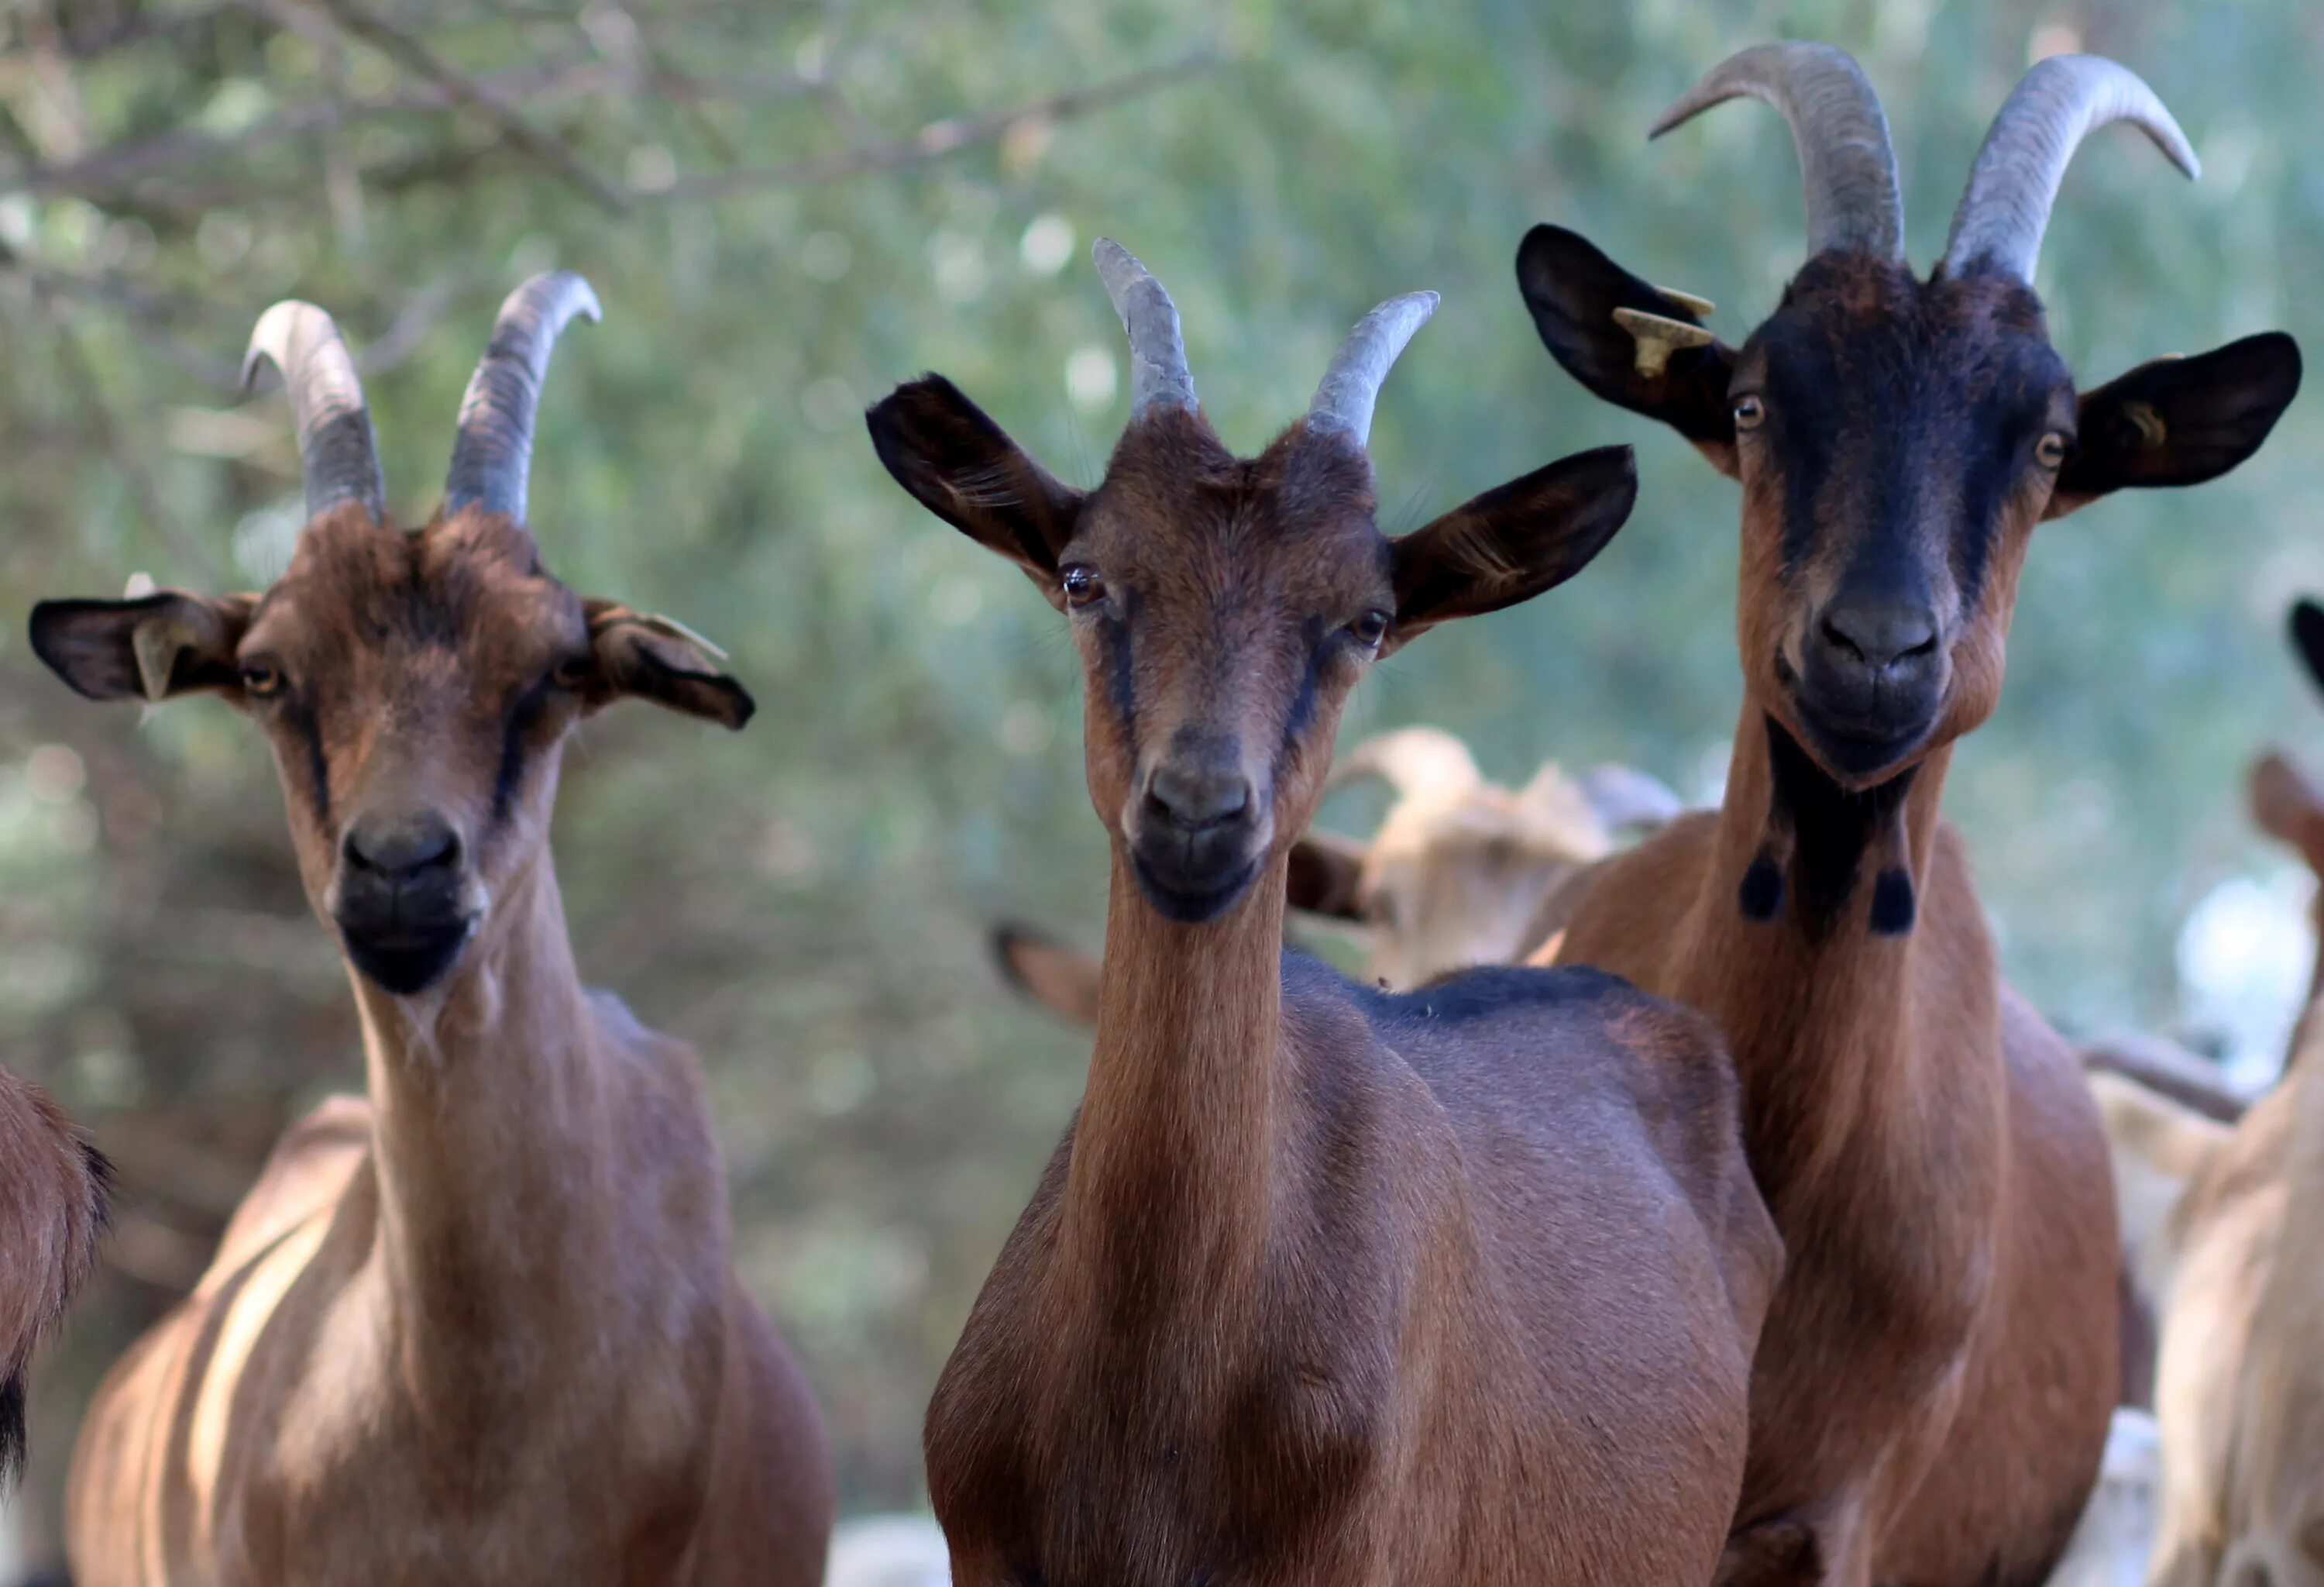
(1, 0), (2318, 1534)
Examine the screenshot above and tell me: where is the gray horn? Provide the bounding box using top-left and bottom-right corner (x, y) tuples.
(1307, 291), (1438, 449)
(443, 271), (602, 523)
(1652, 42), (1904, 261)
(242, 301), (387, 524)
(1942, 55), (2199, 284)
(1092, 239), (1198, 418)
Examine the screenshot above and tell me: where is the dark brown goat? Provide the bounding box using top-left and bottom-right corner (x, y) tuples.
(29, 277), (831, 1585)
(870, 242), (1781, 1585)
(1517, 44), (2298, 1587)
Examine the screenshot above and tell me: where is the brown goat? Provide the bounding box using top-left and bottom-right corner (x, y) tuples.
(0, 1072), (108, 1486)
(29, 278), (832, 1585)
(871, 242), (1780, 1585)
(992, 725), (1680, 1023)
(2094, 1058), (2324, 1587)
(1518, 45), (2298, 1586)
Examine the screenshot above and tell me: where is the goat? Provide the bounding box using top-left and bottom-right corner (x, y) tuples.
(1517, 44), (2298, 1585)
(0, 1073), (108, 1488)
(992, 725), (1683, 1022)
(2091, 1061), (2321, 1587)
(29, 277), (833, 1585)
(868, 241), (1781, 1585)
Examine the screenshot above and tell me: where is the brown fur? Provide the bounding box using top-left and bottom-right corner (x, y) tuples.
(2105, 1055), (2324, 1586)
(1520, 190), (2295, 1582)
(871, 374), (1781, 1584)
(0, 1072), (109, 1484)
(33, 504), (831, 1585)
(2252, 748), (2324, 1059)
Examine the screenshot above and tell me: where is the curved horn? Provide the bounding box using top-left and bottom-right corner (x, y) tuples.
(443, 271), (602, 523)
(1942, 55), (2198, 283)
(1328, 726), (1482, 808)
(1092, 239), (1197, 418)
(1652, 42), (1903, 260)
(1307, 291), (1438, 449)
(241, 302), (386, 523)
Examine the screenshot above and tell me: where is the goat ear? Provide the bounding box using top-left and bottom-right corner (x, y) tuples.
(2048, 332), (2302, 518)
(1286, 829), (1367, 920)
(989, 923), (1103, 1028)
(29, 591), (253, 704)
(867, 375), (1085, 604)
(1387, 445), (1637, 649)
(2250, 749), (2324, 855)
(2288, 598), (2324, 701)
(1515, 225), (1740, 477)
(2087, 1069), (2233, 1303)
(583, 602), (754, 731)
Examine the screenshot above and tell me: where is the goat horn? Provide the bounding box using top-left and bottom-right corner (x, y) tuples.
(1329, 726), (1482, 807)
(1652, 42), (1903, 261)
(1307, 291), (1439, 449)
(1942, 55), (2197, 284)
(242, 301), (387, 524)
(1092, 239), (1198, 419)
(443, 271), (602, 524)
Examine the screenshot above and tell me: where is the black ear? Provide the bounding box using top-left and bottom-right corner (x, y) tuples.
(583, 601), (755, 731)
(1515, 225), (1740, 473)
(2289, 598), (2324, 701)
(1387, 445), (1638, 648)
(1286, 828), (1367, 920)
(29, 591), (252, 703)
(866, 375), (1086, 603)
(2050, 332), (2302, 518)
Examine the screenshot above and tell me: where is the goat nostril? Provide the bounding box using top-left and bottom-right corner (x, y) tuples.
(1819, 603), (1937, 673)
(343, 819), (461, 880)
(1145, 764), (1253, 831)
(1820, 618), (1865, 663)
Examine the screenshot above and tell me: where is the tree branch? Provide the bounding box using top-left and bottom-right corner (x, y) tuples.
(311, 0), (632, 215)
(648, 51), (1219, 201)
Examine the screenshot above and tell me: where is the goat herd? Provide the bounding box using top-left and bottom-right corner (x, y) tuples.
(0, 36), (2313, 1587)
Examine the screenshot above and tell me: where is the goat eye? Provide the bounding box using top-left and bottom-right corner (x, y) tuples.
(2035, 432), (2069, 470)
(1349, 610), (1391, 649)
(239, 660), (284, 697)
(1061, 566), (1105, 608)
(1731, 394), (1767, 431)
(551, 656), (593, 690)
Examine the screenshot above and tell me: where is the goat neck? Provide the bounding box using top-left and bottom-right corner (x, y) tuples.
(347, 842), (620, 1416)
(1063, 841), (1291, 1303)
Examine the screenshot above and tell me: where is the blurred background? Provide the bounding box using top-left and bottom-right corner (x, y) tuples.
(1, 0), (2319, 1564)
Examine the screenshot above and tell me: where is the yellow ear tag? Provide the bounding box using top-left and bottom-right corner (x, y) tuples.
(1653, 285), (1716, 318)
(639, 612), (730, 663)
(130, 618), (187, 702)
(2123, 401), (2168, 450)
(1612, 308), (1717, 378)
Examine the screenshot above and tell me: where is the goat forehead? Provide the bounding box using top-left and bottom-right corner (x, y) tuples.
(1758, 265), (2066, 417)
(251, 519), (583, 680)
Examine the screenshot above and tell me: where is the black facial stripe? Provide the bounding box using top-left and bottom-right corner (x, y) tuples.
(1762, 350), (1838, 580)
(1099, 590), (1138, 748)
(280, 693), (331, 826)
(1765, 714), (1917, 942)
(1270, 617), (1331, 792)
(492, 674), (556, 825)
